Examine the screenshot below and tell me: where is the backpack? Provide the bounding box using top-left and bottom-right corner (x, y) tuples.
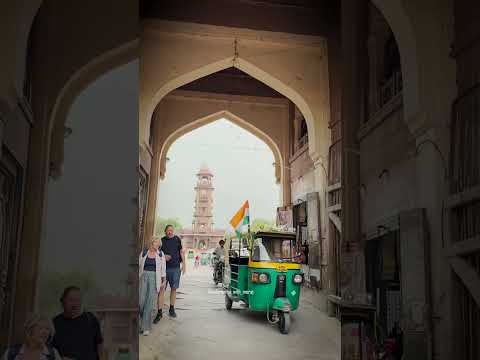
(7, 344), (56, 360)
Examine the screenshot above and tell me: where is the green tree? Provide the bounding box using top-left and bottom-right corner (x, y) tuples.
(155, 217), (183, 237)
(225, 219), (276, 250)
(250, 218), (276, 232)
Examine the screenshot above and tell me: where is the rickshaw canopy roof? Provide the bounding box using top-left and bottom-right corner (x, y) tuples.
(255, 230), (296, 240)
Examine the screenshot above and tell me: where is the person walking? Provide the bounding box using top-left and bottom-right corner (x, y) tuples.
(138, 237), (166, 334)
(154, 225), (186, 322)
(51, 286), (105, 360)
(2, 314), (62, 360)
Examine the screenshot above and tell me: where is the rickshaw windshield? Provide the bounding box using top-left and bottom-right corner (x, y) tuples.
(251, 237), (296, 262)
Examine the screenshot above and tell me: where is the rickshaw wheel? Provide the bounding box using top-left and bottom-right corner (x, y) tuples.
(278, 312), (290, 334)
(225, 294), (233, 310)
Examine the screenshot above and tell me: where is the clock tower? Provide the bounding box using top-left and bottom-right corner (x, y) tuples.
(193, 163), (214, 236)
(179, 162), (225, 250)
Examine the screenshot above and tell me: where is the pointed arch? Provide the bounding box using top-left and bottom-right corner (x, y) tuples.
(370, 0), (421, 125)
(48, 40), (138, 177)
(159, 110), (283, 185)
(143, 56), (319, 161)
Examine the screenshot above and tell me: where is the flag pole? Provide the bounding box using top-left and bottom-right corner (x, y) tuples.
(247, 201), (251, 250)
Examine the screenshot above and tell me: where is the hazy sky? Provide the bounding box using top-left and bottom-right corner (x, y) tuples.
(157, 119), (280, 231)
(40, 61), (138, 297)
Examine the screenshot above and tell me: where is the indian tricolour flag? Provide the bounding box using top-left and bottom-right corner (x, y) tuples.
(230, 200), (250, 238)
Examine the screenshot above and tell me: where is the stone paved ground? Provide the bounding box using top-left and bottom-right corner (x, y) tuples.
(140, 260), (340, 360)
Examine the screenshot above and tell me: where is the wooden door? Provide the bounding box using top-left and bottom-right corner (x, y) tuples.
(0, 149), (23, 348)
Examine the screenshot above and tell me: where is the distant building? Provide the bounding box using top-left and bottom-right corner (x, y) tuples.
(179, 163), (225, 250)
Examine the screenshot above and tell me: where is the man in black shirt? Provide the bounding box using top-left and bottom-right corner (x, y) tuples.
(52, 286), (104, 360)
(154, 225), (186, 322)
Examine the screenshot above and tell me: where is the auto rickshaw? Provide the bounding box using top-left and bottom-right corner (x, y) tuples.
(223, 230), (304, 334)
(187, 249), (195, 259)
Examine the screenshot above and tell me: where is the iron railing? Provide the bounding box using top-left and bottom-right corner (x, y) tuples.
(379, 70), (403, 108)
(297, 134), (308, 149)
(451, 200), (480, 244)
(455, 251), (480, 360)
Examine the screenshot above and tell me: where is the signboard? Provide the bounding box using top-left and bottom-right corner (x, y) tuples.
(276, 207), (293, 230)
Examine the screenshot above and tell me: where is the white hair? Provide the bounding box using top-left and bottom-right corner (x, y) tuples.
(150, 236), (161, 247)
(24, 313), (54, 337)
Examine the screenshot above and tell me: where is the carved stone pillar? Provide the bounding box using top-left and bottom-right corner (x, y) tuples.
(144, 116), (160, 242)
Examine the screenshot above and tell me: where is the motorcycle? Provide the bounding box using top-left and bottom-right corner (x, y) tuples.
(213, 254), (225, 285)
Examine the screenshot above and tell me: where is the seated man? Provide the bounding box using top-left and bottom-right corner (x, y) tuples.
(52, 286), (104, 360)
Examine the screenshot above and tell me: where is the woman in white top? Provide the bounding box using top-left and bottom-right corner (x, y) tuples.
(139, 237), (166, 335)
(2, 313), (62, 360)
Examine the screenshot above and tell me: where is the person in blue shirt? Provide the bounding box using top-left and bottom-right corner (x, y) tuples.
(154, 225), (186, 322)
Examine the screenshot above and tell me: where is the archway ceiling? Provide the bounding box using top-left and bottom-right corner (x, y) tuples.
(178, 67), (285, 99)
(140, 0), (338, 36)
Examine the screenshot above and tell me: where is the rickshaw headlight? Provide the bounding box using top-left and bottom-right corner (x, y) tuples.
(252, 272), (270, 284)
(258, 273), (270, 283)
(293, 273), (304, 284)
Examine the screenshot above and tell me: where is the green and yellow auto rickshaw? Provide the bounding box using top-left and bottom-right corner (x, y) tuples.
(223, 230), (304, 334)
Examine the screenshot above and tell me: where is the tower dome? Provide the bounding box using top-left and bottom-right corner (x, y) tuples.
(197, 162), (213, 176)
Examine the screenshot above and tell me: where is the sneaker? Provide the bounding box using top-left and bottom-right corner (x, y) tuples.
(169, 308), (177, 318)
(153, 311), (162, 324)
(142, 330), (150, 336)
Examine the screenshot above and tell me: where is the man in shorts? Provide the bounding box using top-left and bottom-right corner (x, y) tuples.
(154, 225), (186, 322)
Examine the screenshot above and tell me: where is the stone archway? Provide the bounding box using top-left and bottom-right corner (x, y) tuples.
(159, 110), (284, 185)
(145, 105), (288, 241)
(140, 20), (331, 245)
(48, 41), (138, 177)
(369, 0), (422, 132)
(144, 57), (318, 159)
(11, 0), (138, 341)
(140, 20), (331, 165)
